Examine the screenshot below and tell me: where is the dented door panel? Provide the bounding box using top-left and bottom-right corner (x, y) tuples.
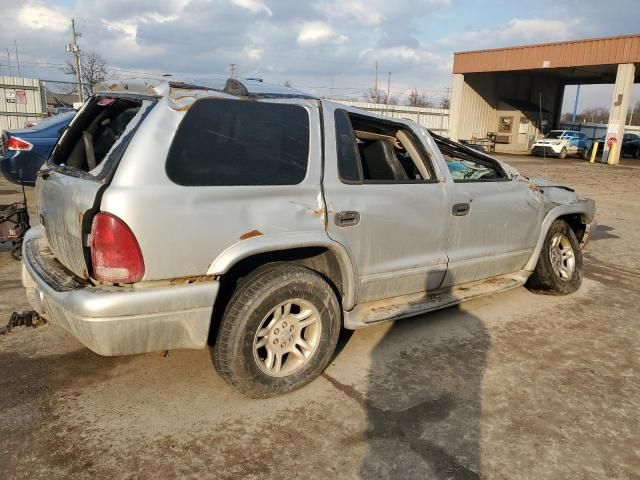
(320, 101), (450, 304)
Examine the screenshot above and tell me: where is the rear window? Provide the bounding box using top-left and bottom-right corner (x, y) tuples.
(166, 99), (309, 186)
(49, 97), (144, 175)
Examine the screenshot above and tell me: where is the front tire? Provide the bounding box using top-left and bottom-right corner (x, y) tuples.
(526, 219), (583, 295)
(558, 147), (567, 159)
(213, 264), (341, 398)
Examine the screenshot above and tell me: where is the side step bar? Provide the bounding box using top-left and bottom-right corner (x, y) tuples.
(343, 272), (529, 329)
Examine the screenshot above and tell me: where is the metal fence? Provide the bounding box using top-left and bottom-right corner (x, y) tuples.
(0, 76), (46, 130)
(559, 122), (640, 142)
(336, 100), (450, 136)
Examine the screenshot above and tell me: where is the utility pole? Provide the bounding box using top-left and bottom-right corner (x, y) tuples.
(229, 63), (237, 79)
(6, 49), (12, 77)
(69, 19), (85, 102)
(571, 84), (581, 123)
(386, 72), (391, 104)
(374, 61), (378, 93)
(14, 40), (21, 77)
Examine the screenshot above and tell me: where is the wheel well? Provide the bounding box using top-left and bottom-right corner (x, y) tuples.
(558, 214), (586, 243)
(208, 247), (345, 346)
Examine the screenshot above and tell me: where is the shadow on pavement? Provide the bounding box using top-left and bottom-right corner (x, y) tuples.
(588, 224), (619, 241)
(358, 299), (487, 479)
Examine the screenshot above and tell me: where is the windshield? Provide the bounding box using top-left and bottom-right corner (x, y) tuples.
(544, 131), (564, 139)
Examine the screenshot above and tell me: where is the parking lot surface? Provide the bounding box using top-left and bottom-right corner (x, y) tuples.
(1, 155), (639, 479)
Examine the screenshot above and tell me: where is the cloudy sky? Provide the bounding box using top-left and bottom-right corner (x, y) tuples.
(1, 0), (638, 110)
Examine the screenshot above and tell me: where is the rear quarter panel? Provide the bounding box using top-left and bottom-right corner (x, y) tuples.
(100, 96), (326, 281)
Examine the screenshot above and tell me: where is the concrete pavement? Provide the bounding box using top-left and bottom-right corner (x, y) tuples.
(1, 155), (639, 479)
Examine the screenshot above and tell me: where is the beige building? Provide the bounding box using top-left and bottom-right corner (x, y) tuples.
(448, 35), (640, 163)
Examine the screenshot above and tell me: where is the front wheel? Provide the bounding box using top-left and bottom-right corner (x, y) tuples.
(558, 147), (568, 159)
(213, 263), (341, 398)
(526, 219), (583, 295)
(634, 147), (640, 159)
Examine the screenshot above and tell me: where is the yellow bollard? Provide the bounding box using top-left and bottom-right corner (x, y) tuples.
(607, 143), (617, 165)
(590, 142), (598, 163)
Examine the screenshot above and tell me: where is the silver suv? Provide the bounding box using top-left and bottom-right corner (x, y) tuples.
(22, 78), (596, 397)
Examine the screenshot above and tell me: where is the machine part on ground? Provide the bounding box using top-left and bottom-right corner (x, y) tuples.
(0, 310), (45, 335)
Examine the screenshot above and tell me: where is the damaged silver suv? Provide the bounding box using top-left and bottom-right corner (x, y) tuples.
(22, 78), (596, 397)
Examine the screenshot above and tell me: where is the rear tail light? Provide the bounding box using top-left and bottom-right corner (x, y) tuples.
(6, 137), (33, 151)
(90, 212), (144, 283)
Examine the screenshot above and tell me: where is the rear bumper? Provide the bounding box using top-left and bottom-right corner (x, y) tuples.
(0, 151), (43, 185)
(21, 226), (219, 356)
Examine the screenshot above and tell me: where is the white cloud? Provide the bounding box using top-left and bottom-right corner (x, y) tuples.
(244, 47), (263, 60)
(439, 18), (584, 51)
(297, 21), (348, 46)
(103, 20), (138, 41)
(8, 0), (637, 109)
(17, 4), (69, 32)
(231, 0), (273, 16)
(315, 0), (450, 27)
(315, 0), (383, 27)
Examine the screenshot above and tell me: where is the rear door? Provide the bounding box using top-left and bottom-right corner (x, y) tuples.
(322, 103), (450, 304)
(36, 96), (153, 278)
(565, 132), (580, 154)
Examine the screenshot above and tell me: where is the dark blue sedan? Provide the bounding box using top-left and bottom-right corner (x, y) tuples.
(0, 111), (75, 185)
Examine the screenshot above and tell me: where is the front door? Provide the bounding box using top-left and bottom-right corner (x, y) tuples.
(433, 137), (542, 286)
(322, 103), (450, 304)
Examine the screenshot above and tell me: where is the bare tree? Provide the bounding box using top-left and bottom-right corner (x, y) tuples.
(61, 84), (77, 95)
(628, 101), (640, 126)
(562, 108), (603, 124)
(64, 51), (109, 96)
(366, 88), (389, 104)
(407, 89), (433, 108)
(439, 96), (450, 109)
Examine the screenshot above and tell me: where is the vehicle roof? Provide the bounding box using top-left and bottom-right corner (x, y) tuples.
(95, 76), (318, 101)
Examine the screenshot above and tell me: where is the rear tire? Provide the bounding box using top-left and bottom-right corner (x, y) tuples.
(213, 263), (341, 398)
(634, 147), (640, 159)
(526, 219), (583, 295)
(580, 147), (589, 160)
(558, 147), (567, 159)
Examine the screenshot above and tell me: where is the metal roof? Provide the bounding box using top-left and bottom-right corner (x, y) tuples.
(453, 34), (640, 74)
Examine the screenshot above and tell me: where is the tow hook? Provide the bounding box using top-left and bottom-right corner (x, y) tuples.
(0, 311), (46, 335)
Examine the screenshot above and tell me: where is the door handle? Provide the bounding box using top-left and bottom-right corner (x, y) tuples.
(452, 203), (470, 216)
(335, 211), (360, 227)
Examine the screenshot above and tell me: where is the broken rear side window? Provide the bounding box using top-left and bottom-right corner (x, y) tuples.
(49, 97), (143, 175)
(166, 99), (310, 186)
